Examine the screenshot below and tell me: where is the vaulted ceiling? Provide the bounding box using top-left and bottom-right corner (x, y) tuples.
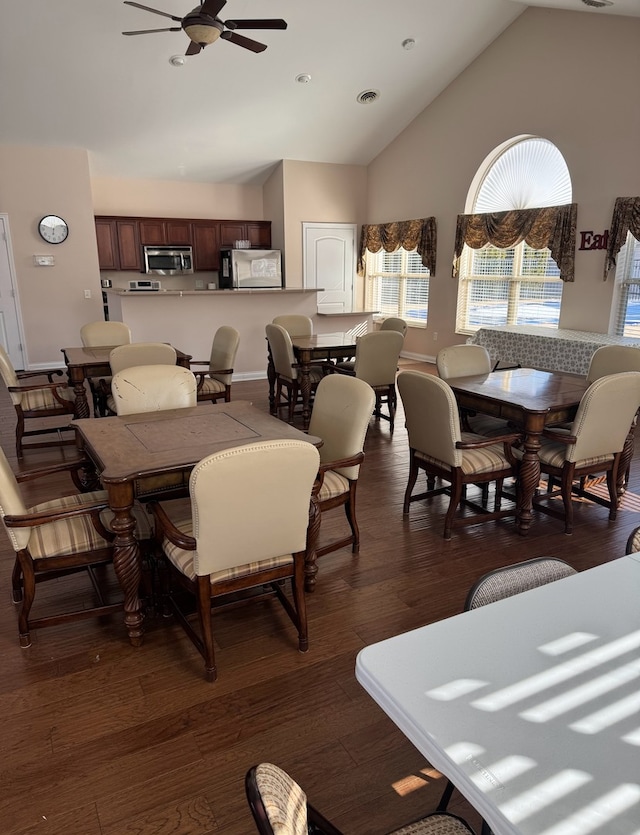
(0, 0), (636, 185)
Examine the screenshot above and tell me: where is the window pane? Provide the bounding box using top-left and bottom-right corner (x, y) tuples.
(365, 247), (429, 326)
(471, 246), (514, 276)
(466, 279), (510, 327)
(405, 278), (429, 323)
(382, 251), (402, 273)
(405, 251), (430, 275)
(515, 280), (562, 326)
(521, 244), (560, 277)
(620, 282), (640, 338)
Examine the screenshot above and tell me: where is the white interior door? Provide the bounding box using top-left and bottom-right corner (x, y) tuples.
(303, 223), (356, 314)
(0, 216), (26, 369)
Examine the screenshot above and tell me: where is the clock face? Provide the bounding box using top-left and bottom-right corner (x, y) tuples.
(38, 215), (69, 244)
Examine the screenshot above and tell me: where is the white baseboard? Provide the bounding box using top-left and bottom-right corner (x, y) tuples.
(400, 350), (436, 365)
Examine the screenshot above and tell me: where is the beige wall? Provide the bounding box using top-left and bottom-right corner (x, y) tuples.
(263, 162), (285, 252)
(281, 160), (367, 288)
(366, 7), (640, 360)
(0, 146), (103, 366)
(91, 176), (264, 220)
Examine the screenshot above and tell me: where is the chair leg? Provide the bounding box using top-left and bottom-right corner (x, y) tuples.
(444, 477), (463, 539)
(292, 555), (308, 653)
(15, 413), (25, 458)
(17, 552), (35, 648)
(607, 465), (619, 520)
(11, 555), (23, 603)
(403, 453), (420, 514)
(196, 576), (217, 682)
(389, 385), (397, 432)
(436, 779), (455, 811)
(561, 464), (576, 535)
(344, 483), (359, 553)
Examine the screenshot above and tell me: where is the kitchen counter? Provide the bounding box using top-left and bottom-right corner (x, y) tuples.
(106, 289), (374, 379)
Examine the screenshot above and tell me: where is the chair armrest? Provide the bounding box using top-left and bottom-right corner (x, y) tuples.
(8, 380), (69, 394)
(318, 452), (364, 473)
(542, 428), (577, 445)
(149, 501), (196, 551)
(17, 368), (65, 383)
(188, 360), (209, 366)
(456, 432), (522, 450)
(4, 499), (109, 529)
(15, 457), (91, 484)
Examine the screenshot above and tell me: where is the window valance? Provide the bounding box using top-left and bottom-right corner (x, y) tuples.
(358, 217), (437, 276)
(604, 197), (640, 280)
(452, 203), (577, 283)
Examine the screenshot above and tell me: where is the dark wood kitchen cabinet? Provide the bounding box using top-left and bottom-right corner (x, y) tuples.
(192, 222), (220, 271)
(95, 218), (141, 271)
(138, 219), (193, 246)
(95, 216), (271, 272)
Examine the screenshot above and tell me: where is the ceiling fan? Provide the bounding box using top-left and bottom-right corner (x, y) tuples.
(122, 0), (287, 55)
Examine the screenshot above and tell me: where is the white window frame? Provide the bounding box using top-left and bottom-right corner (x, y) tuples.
(365, 247), (429, 328)
(456, 242), (563, 334)
(611, 232), (640, 337)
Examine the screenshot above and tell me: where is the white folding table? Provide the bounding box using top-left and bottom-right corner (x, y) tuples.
(356, 555), (640, 835)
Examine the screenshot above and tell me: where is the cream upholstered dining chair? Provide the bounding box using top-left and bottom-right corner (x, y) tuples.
(272, 314), (313, 338)
(436, 557), (577, 820)
(0, 444), (152, 647)
(149, 439), (320, 682)
(436, 344), (510, 437)
(246, 763), (477, 835)
(266, 323), (323, 423)
(111, 365), (197, 416)
(397, 370), (521, 539)
(380, 316), (408, 336)
(332, 330), (404, 431)
(190, 325), (239, 404)
(100, 342), (178, 415)
(522, 371), (640, 534)
(0, 344), (76, 458)
(80, 320), (132, 415)
(308, 374), (375, 559)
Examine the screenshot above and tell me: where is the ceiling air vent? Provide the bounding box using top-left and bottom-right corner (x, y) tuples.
(357, 89), (380, 105)
(581, 0), (614, 7)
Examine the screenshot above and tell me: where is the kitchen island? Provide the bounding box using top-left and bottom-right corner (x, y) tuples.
(106, 288), (374, 379)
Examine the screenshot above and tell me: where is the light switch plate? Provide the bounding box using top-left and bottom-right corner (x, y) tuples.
(34, 254), (54, 266)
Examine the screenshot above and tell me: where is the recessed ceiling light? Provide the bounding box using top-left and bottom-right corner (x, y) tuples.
(402, 38), (416, 50)
(357, 89), (380, 105)
(581, 0), (613, 6)
(295, 73), (312, 84)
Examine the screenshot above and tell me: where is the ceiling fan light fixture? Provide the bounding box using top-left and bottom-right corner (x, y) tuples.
(183, 19), (223, 46)
(357, 89), (380, 105)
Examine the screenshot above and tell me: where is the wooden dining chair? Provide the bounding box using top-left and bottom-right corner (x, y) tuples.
(110, 365), (197, 415)
(100, 342), (178, 415)
(80, 321), (132, 415)
(190, 325), (239, 404)
(0, 444), (152, 647)
(331, 331), (404, 430)
(246, 763), (477, 835)
(379, 316), (408, 336)
(0, 344), (76, 458)
(525, 371), (640, 534)
(149, 439), (320, 681)
(397, 370), (521, 538)
(266, 323), (323, 423)
(272, 314), (313, 338)
(308, 374), (375, 560)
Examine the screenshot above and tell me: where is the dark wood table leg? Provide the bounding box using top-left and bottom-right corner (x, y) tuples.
(299, 365), (313, 430)
(516, 427), (542, 536)
(106, 483), (144, 645)
(68, 369), (90, 419)
(618, 428), (635, 497)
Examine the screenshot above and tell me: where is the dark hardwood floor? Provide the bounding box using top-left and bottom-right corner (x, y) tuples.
(1, 361), (638, 835)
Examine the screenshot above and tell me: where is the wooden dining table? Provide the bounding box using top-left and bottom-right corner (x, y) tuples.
(73, 400), (322, 645)
(267, 332), (358, 428)
(61, 345), (192, 419)
(446, 368), (589, 535)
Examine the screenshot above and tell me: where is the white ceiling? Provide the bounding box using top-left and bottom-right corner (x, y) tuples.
(0, 0), (637, 186)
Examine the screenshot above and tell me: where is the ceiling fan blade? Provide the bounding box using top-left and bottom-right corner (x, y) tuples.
(123, 1), (182, 22)
(225, 19), (287, 30)
(185, 40), (202, 55)
(200, 0), (227, 18)
(220, 31), (267, 52)
(123, 26), (182, 34)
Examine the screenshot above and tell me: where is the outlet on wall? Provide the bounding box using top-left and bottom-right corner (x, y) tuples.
(195, 279), (204, 290)
(84, 289), (92, 299)
(433, 331), (438, 341)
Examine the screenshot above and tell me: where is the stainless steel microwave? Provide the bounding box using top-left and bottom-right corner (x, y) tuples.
(143, 245), (193, 275)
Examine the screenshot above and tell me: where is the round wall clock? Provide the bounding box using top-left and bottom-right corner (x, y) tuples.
(38, 215), (69, 244)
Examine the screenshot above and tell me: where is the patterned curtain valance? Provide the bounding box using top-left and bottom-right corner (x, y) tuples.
(452, 203), (577, 283)
(604, 197), (640, 280)
(357, 217), (437, 276)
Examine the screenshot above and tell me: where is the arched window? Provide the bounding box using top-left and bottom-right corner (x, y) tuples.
(456, 136), (572, 332)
